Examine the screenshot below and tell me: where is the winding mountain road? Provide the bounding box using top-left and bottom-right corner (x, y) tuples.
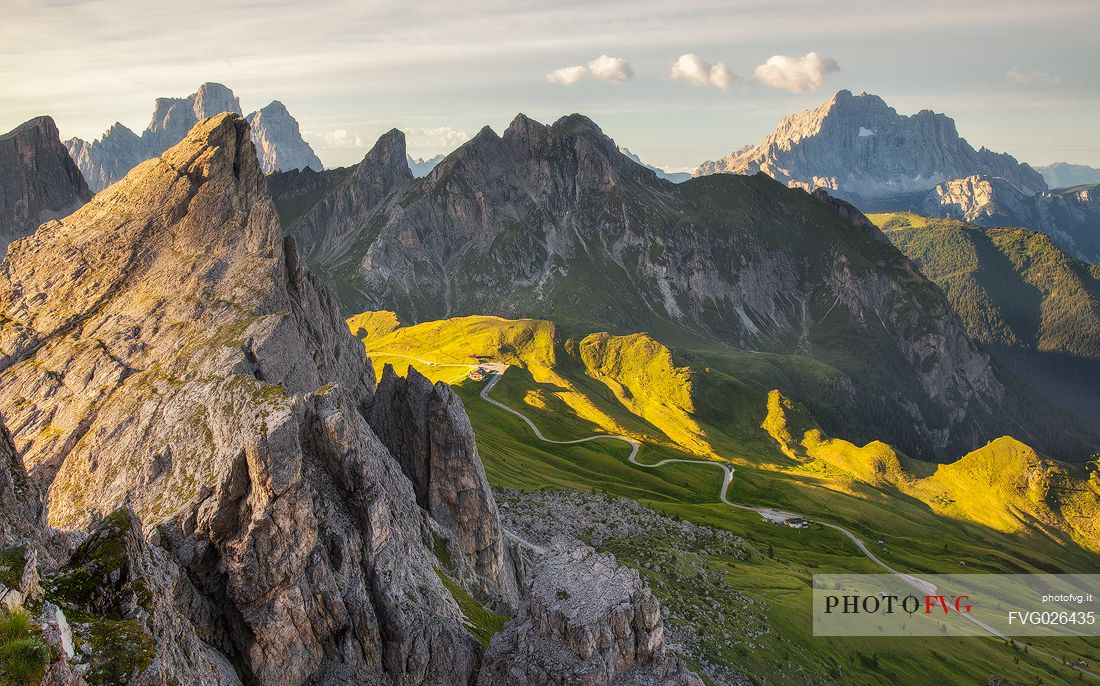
(374, 358), (1097, 677)
(480, 371), (923, 583)
(480, 369), (1100, 678)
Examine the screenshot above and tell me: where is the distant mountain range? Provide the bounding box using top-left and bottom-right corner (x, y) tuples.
(1034, 162), (1100, 188)
(695, 90), (1099, 264)
(618, 147), (691, 183)
(268, 113), (1096, 462)
(407, 153), (445, 177)
(65, 82), (322, 191)
(695, 90), (1046, 201)
(924, 176), (1100, 262)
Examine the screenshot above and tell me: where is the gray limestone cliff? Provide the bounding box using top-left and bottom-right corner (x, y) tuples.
(695, 90), (1046, 202)
(478, 539), (703, 686)
(1, 116), (91, 254)
(0, 113), (492, 685)
(246, 100), (324, 174)
(367, 364), (521, 606)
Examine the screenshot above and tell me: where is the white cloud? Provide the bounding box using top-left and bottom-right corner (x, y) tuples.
(753, 52), (840, 92)
(405, 126), (471, 148)
(587, 54), (634, 82)
(546, 65), (589, 85)
(1006, 66), (1059, 85)
(670, 54), (736, 90)
(546, 55), (633, 85)
(316, 129), (366, 148)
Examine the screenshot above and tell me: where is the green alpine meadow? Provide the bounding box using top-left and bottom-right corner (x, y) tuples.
(1, 2), (1098, 685)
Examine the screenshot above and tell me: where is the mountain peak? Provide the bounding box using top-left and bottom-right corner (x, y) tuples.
(551, 112), (606, 137)
(1, 115), (57, 140)
(257, 99), (288, 114)
(1, 115), (91, 253)
(362, 127), (410, 174)
(245, 100), (323, 173)
(696, 90), (1045, 198)
(163, 112), (260, 183)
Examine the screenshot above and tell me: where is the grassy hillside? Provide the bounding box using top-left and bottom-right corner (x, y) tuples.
(871, 211), (1100, 428)
(871, 212), (1100, 357)
(762, 390), (1100, 551)
(351, 310), (1100, 684)
(354, 312), (1100, 553)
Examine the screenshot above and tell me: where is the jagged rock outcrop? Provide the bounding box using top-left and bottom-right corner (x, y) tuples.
(143, 82), (242, 154)
(367, 364), (520, 606)
(478, 538), (702, 686)
(0, 116), (91, 254)
(923, 175), (1034, 225)
(65, 82), (243, 192)
(41, 509), (242, 685)
(65, 83), (321, 192)
(925, 176), (1100, 263)
(246, 101), (324, 174)
(291, 128), (413, 264)
(0, 424), (46, 551)
(695, 90), (1047, 202)
(279, 112), (1096, 460)
(0, 113), (493, 685)
(65, 123), (146, 194)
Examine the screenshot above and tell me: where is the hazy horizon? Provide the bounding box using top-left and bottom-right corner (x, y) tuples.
(3, 0), (1099, 171)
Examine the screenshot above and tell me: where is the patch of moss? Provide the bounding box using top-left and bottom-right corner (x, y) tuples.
(0, 547), (27, 589)
(434, 570), (509, 647)
(84, 619), (155, 686)
(430, 532), (453, 570)
(41, 510), (132, 617)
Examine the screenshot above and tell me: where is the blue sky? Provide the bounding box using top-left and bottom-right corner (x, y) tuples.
(3, 0), (1098, 170)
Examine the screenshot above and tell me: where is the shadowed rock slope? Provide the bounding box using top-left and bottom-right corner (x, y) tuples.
(0, 113), (512, 685)
(0, 116), (91, 254)
(873, 212), (1100, 429)
(276, 113), (1096, 461)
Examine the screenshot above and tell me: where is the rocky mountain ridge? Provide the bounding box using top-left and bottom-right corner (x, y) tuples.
(695, 90), (1047, 202)
(65, 82), (322, 191)
(874, 212), (1100, 429)
(0, 116), (91, 254)
(923, 176), (1100, 263)
(1034, 162), (1100, 189)
(246, 100), (324, 174)
(0, 112), (696, 685)
(273, 111), (1097, 461)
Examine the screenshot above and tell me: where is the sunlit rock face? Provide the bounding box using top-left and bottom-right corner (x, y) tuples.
(924, 174), (1100, 263)
(695, 90), (1047, 201)
(0, 116), (91, 254)
(0, 113), (511, 685)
